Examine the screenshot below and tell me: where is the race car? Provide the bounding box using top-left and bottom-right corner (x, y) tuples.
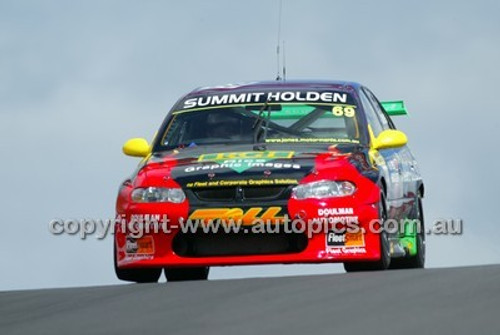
(114, 80), (425, 283)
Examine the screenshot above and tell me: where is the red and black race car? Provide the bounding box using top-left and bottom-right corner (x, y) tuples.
(114, 80), (425, 283)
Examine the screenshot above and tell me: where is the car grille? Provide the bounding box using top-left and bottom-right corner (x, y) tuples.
(173, 231), (308, 257)
(191, 186), (290, 202)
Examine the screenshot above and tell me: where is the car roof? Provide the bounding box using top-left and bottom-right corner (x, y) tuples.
(187, 80), (363, 97)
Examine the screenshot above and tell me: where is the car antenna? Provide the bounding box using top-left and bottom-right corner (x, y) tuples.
(275, 0), (284, 81)
(282, 40), (287, 81)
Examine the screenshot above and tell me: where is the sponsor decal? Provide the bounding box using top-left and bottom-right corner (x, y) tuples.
(125, 236), (154, 255)
(182, 91), (348, 109)
(130, 214), (161, 223)
(323, 247), (367, 255)
(326, 231), (364, 247)
(331, 105), (356, 118)
(317, 208), (359, 225)
(265, 138), (360, 144)
(198, 151), (294, 162)
(326, 231), (366, 254)
(186, 178), (298, 188)
(187, 151), (297, 173)
(189, 207), (284, 225)
(318, 208), (354, 216)
(125, 237), (138, 253)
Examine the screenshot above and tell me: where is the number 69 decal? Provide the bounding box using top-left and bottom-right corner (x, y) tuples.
(332, 105), (356, 118)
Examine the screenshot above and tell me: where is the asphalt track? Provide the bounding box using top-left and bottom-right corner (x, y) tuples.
(1, 265), (500, 335)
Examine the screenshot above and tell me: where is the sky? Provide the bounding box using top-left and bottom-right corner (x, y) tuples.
(1, 0), (499, 291)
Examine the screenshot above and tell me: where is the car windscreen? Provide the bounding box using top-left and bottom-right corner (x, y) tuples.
(157, 91), (363, 150)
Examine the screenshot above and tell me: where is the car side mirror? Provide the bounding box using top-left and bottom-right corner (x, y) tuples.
(373, 130), (408, 150)
(123, 138), (150, 157)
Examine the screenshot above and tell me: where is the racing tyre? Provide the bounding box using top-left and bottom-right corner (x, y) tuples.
(114, 243), (162, 283)
(343, 191), (391, 272)
(390, 195), (426, 269)
(165, 267), (210, 282)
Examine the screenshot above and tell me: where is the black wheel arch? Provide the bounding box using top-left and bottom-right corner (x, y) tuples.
(418, 182), (425, 198)
(379, 177), (387, 196)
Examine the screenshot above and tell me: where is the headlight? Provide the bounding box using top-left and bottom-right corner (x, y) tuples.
(131, 187), (186, 203)
(292, 180), (356, 199)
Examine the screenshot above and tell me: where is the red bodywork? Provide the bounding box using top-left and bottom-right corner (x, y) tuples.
(115, 151), (382, 269)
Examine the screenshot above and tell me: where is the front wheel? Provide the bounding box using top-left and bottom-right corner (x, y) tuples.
(344, 191), (391, 272)
(164, 267), (210, 282)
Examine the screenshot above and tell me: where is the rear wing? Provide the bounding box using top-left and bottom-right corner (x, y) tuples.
(381, 100), (408, 116)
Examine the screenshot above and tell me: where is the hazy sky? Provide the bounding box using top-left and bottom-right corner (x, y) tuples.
(1, 0), (499, 291)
